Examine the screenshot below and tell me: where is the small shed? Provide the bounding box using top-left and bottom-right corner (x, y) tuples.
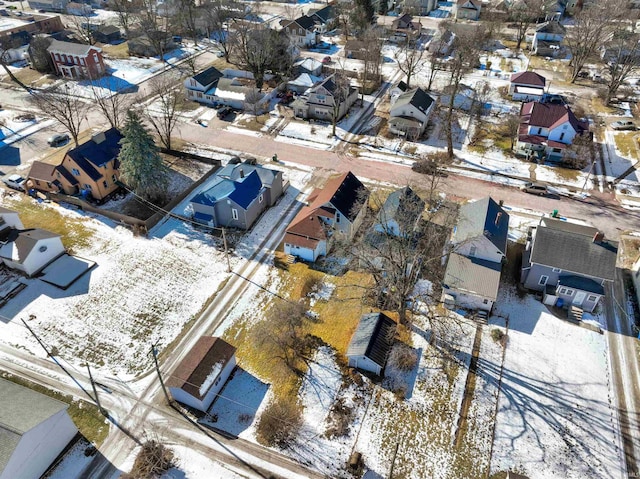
(0, 228), (65, 277)
(167, 336), (237, 412)
(92, 25), (122, 44)
(347, 312), (397, 376)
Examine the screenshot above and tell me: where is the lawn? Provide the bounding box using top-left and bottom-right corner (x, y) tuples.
(101, 41), (130, 59)
(613, 131), (640, 160)
(468, 122), (513, 155)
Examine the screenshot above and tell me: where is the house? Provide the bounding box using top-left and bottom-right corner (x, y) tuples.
(27, 129), (123, 201)
(442, 197), (509, 312)
(427, 29), (455, 56)
(27, 0), (68, 13)
(284, 171), (369, 262)
(294, 57), (323, 76)
(389, 14), (422, 43)
(128, 34), (176, 57)
(521, 218), (618, 313)
(184, 67), (266, 110)
(509, 71), (546, 101)
(282, 15), (318, 47)
(0, 228), (65, 276)
(455, 0), (482, 20)
(0, 13), (63, 39)
(346, 312), (397, 376)
(91, 24), (122, 44)
(65, 1), (92, 15)
(0, 31), (30, 63)
(374, 186), (425, 237)
(287, 73), (322, 94)
(532, 21), (565, 57)
(167, 337), (237, 412)
(516, 101), (588, 161)
(344, 39), (368, 60)
(388, 87), (436, 139)
(190, 164), (284, 230)
(184, 65), (223, 103)
(389, 80), (408, 103)
(0, 378), (78, 479)
(306, 5), (334, 33)
(292, 74), (358, 122)
(0, 207), (24, 230)
(47, 39), (105, 79)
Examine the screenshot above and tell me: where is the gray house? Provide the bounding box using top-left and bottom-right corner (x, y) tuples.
(442, 197), (509, 312)
(374, 186), (425, 237)
(27, 0), (68, 12)
(190, 164), (284, 230)
(347, 312), (397, 376)
(521, 218), (618, 313)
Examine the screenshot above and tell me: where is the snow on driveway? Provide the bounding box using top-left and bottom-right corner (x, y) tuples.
(490, 291), (624, 479)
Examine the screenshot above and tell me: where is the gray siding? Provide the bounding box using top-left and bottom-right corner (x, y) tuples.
(267, 172), (284, 206)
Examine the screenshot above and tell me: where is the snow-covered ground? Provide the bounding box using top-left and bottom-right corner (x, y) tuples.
(0, 110), (55, 149)
(490, 291), (624, 479)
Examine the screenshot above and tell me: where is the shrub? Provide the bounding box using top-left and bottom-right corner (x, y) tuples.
(491, 328), (506, 345)
(325, 397), (354, 438)
(122, 440), (175, 479)
(256, 398), (302, 447)
(389, 344), (418, 372)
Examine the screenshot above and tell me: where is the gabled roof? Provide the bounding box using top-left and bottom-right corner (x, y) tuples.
(47, 38), (100, 56)
(65, 128), (123, 181)
(0, 228), (61, 264)
(307, 171), (368, 221)
(520, 101), (587, 133)
(56, 165), (79, 186)
(167, 337), (236, 400)
(310, 74), (338, 95)
(444, 252), (503, 300)
(192, 169), (264, 210)
(193, 66), (223, 87)
(294, 57), (323, 72)
(455, 197), (509, 254)
(288, 73), (322, 88)
(285, 205), (334, 247)
(347, 312), (396, 369)
(308, 5), (333, 23)
(217, 163), (281, 188)
(510, 71), (546, 87)
(28, 161), (57, 182)
(377, 186), (425, 229)
(96, 24), (120, 35)
(0, 378), (71, 473)
(457, 0), (480, 9)
(530, 218), (618, 281)
(287, 15), (315, 31)
(392, 87), (435, 115)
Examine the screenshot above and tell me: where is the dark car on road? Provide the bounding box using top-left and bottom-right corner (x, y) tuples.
(217, 106), (233, 119)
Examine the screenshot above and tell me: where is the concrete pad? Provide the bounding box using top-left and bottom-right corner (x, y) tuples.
(40, 254), (96, 289)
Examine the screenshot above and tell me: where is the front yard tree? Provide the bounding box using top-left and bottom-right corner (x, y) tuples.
(118, 110), (169, 201)
(111, 0), (139, 37)
(30, 85), (90, 146)
(361, 27), (383, 95)
(200, 0), (240, 61)
(90, 79), (134, 130)
(394, 35), (425, 89)
(330, 72), (351, 136)
(601, 28), (640, 104)
(507, 0), (548, 50)
(350, 0), (375, 35)
(146, 74), (185, 151)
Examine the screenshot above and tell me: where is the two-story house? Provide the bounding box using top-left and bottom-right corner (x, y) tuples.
(307, 5), (334, 33)
(521, 218), (618, 314)
(284, 171), (369, 262)
(455, 0), (482, 20)
(184, 65), (223, 104)
(282, 15), (318, 48)
(388, 87), (436, 140)
(389, 14), (422, 43)
(516, 101), (588, 161)
(47, 39), (105, 79)
(27, 129), (122, 201)
(292, 74), (358, 122)
(442, 197), (509, 312)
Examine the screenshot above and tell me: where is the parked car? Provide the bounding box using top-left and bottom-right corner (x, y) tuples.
(610, 120), (636, 131)
(217, 106), (233, 119)
(520, 182), (548, 196)
(322, 55), (332, 64)
(216, 50), (225, 58)
(2, 174), (26, 192)
(47, 133), (69, 147)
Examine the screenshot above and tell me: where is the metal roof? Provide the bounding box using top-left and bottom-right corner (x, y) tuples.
(455, 197), (509, 254)
(443, 252), (502, 300)
(347, 313), (396, 369)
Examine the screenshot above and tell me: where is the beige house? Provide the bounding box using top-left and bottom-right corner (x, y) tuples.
(292, 74), (358, 122)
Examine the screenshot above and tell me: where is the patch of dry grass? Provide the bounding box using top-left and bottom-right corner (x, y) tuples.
(613, 132), (640, 159)
(101, 42), (130, 59)
(468, 123), (513, 154)
(238, 114), (270, 132)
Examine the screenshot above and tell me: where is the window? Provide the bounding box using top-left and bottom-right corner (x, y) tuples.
(84, 184), (92, 190)
(103, 180), (108, 188)
(559, 288), (574, 296)
(259, 193), (263, 203)
(587, 295), (598, 302)
(469, 245), (477, 257)
(72, 168), (80, 176)
(559, 132), (565, 141)
(80, 58), (85, 66)
(552, 148), (562, 153)
(335, 212), (340, 223)
(483, 299), (488, 304)
(35, 180), (41, 186)
(190, 79), (196, 87)
(538, 275), (548, 286)
(231, 208), (238, 220)
(197, 92), (203, 98)
(552, 268), (561, 273)
(538, 127), (542, 134)
(38, 246), (47, 252)
(93, 53), (99, 63)
(112, 174), (117, 182)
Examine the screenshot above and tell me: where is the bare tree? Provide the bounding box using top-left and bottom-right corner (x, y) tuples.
(563, 132), (593, 169)
(28, 36), (53, 74)
(394, 35), (425, 88)
(0, 36), (32, 92)
(504, 113), (521, 150)
(601, 27), (640, 104)
(444, 26), (486, 159)
(30, 85), (90, 146)
(175, 0), (199, 46)
(137, 0), (171, 61)
(564, 0), (620, 83)
(145, 74), (185, 150)
(506, 0), (548, 50)
(244, 88), (264, 118)
(111, 0), (140, 37)
(89, 80), (134, 130)
(68, 10), (98, 45)
(121, 439), (174, 479)
(361, 27), (383, 96)
(329, 71), (352, 136)
(200, 0), (242, 60)
(470, 80), (491, 125)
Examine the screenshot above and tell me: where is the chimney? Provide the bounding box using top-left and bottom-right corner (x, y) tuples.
(495, 212), (502, 226)
(91, 132), (106, 144)
(239, 168), (244, 178)
(593, 231), (605, 243)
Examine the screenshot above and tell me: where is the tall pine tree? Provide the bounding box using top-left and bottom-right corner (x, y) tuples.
(118, 110), (169, 201)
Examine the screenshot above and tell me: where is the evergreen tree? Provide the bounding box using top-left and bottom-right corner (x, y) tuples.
(118, 110), (169, 201)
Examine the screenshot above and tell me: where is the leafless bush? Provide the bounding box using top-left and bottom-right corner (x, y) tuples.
(389, 344), (418, 372)
(122, 440), (175, 479)
(325, 397), (354, 438)
(256, 398), (302, 447)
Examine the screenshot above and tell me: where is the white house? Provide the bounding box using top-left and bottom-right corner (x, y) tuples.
(184, 66), (223, 104)
(292, 74), (359, 122)
(168, 336), (237, 412)
(185, 67), (267, 110)
(516, 101), (588, 161)
(347, 312), (397, 376)
(442, 197), (509, 312)
(281, 16), (318, 47)
(532, 21), (565, 57)
(509, 71), (546, 102)
(388, 87), (436, 139)
(374, 186), (425, 237)
(0, 228), (65, 276)
(0, 207), (24, 229)
(455, 0), (481, 20)
(284, 171), (369, 262)
(0, 378), (78, 479)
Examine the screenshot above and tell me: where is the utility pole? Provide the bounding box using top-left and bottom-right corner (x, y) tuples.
(222, 227), (231, 272)
(151, 343), (172, 405)
(86, 363), (106, 415)
(580, 160), (596, 195)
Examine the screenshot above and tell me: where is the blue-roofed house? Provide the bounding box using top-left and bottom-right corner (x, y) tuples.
(27, 129), (122, 200)
(346, 312), (397, 376)
(190, 163), (284, 230)
(442, 197), (510, 312)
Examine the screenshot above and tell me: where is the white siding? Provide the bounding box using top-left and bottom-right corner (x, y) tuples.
(21, 237), (65, 276)
(446, 289), (493, 312)
(455, 236), (504, 263)
(284, 241), (326, 262)
(347, 355), (382, 375)
(548, 123), (577, 143)
(169, 357), (236, 413)
(0, 213), (23, 229)
(1, 409), (77, 479)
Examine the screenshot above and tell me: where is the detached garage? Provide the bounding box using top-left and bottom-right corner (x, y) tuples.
(347, 312), (397, 376)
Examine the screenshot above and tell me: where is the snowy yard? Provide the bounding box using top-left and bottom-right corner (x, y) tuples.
(490, 290), (624, 479)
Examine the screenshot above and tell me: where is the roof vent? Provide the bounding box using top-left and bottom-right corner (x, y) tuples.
(92, 132), (106, 144)
(593, 231), (605, 243)
(239, 168), (244, 178)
